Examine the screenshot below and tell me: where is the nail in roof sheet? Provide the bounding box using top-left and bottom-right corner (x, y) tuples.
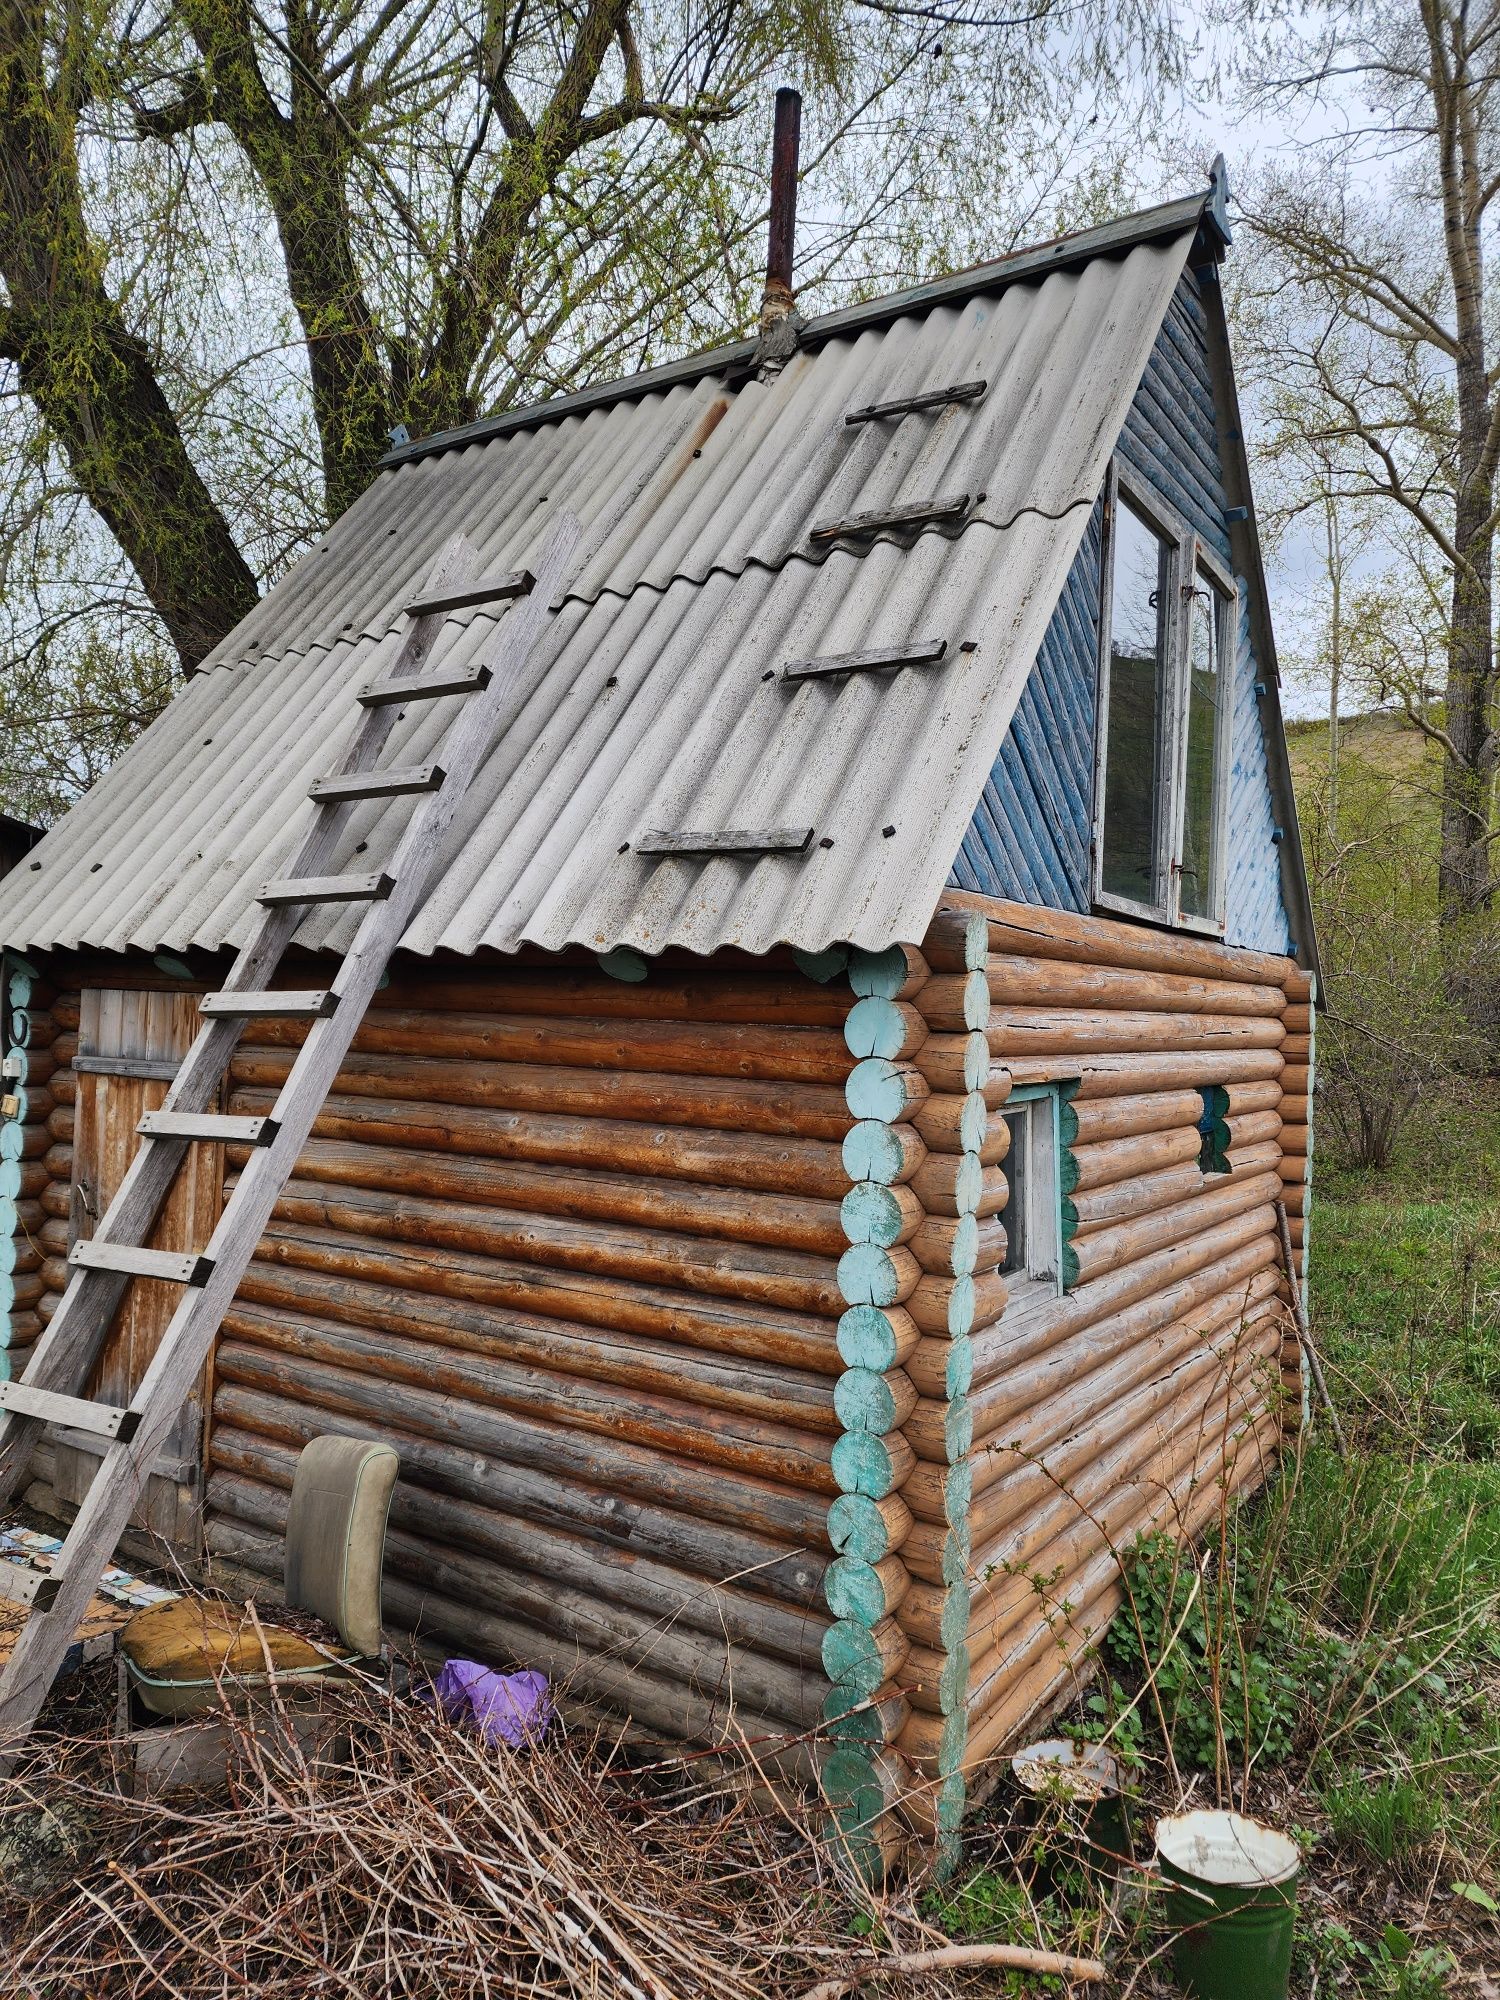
(0, 220), (1199, 962)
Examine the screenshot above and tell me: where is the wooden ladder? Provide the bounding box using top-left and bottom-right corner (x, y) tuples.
(0, 512), (578, 1767)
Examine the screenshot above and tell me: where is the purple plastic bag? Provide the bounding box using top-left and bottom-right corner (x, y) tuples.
(429, 1659), (552, 1748)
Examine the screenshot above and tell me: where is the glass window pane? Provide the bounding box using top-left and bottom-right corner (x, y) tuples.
(1101, 498), (1171, 906)
(999, 1107), (1027, 1275)
(1180, 577), (1227, 920)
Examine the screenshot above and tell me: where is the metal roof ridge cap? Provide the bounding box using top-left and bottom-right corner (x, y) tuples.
(794, 199), (1207, 351)
(379, 193), (1212, 470)
(377, 340), (755, 469)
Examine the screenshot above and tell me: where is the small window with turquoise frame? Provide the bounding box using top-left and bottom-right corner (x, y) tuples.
(999, 1084), (1065, 1296)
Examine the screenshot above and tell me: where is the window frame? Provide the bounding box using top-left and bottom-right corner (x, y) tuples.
(1092, 463), (1238, 935)
(1000, 1083), (1064, 1300)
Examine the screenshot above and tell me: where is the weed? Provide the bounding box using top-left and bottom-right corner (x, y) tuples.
(1319, 1775), (1443, 1864)
(1104, 1529), (1306, 1774)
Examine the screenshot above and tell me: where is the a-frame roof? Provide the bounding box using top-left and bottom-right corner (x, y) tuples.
(0, 182), (1314, 971)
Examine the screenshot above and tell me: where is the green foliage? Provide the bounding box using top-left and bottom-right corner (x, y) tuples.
(0, 0), (1186, 813)
(1319, 1776), (1443, 1864)
(921, 1875), (1072, 1994)
(1275, 1446), (1500, 1647)
(1289, 730), (1496, 1169)
(1104, 1531), (1306, 1773)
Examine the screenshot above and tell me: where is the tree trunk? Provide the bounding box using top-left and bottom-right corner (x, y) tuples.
(0, 0), (259, 671)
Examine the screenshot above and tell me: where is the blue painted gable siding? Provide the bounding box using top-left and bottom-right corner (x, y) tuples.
(950, 272), (1294, 956)
(951, 503), (1101, 909)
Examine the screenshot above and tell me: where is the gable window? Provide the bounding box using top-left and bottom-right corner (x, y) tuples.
(1094, 468), (1237, 931)
(999, 1085), (1062, 1298)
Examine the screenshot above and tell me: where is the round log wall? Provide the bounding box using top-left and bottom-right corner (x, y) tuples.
(909, 896), (1306, 1808)
(29, 956), (850, 1767)
(17, 911), (1314, 1857)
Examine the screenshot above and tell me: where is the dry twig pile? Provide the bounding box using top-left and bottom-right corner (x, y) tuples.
(2, 1675), (848, 2000)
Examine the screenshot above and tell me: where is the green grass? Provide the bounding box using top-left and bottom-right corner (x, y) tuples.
(1309, 1086), (1500, 1462)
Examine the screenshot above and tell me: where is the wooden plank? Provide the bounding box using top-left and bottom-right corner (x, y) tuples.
(199, 992), (337, 1019)
(844, 380), (987, 425)
(0, 1380), (138, 1440)
(635, 827), (813, 857)
(403, 570), (533, 617)
(308, 763), (445, 803)
(782, 641), (946, 683)
(139, 1111), (277, 1146)
(809, 492), (970, 541)
(257, 872), (395, 906)
(74, 1054), (180, 1081)
(358, 665), (490, 706)
(69, 1240), (213, 1286)
(0, 1558), (60, 1611)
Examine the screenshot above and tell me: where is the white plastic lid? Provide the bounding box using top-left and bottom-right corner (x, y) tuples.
(1156, 1810), (1300, 1887)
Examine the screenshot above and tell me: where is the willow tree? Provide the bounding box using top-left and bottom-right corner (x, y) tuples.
(0, 0), (1178, 815)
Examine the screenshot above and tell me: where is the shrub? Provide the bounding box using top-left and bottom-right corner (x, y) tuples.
(1104, 1530), (1308, 1775)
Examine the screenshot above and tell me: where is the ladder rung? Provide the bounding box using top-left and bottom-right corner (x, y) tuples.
(0, 1380), (139, 1442)
(139, 1111), (279, 1146)
(809, 492), (971, 543)
(257, 872), (394, 907)
(69, 1240), (215, 1286)
(200, 990), (337, 1019)
(845, 379), (987, 425)
(308, 762), (445, 803)
(358, 666), (491, 707)
(0, 1557), (61, 1613)
(404, 571), (534, 618)
(635, 825), (814, 858)
(782, 639), (947, 682)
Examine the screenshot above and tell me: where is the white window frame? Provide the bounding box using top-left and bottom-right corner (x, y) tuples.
(1000, 1084), (1063, 1303)
(1092, 463), (1238, 935)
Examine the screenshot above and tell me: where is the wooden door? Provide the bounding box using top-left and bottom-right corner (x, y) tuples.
(57, 989), (224, 1547)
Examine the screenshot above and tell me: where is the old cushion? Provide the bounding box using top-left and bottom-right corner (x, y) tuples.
(121, 1596), (350, 1718)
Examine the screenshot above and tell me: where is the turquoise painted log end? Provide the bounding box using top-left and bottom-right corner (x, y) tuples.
(828, 1491), (899, 1561)
(831, 1429), (903, 1499)
(840, 1181), (906, 1248)
(846, 1057), (918, 1124)
(848, 945), (914, 998)
(836, 1304), (904, 1372)
(837, 1242), (904, 1309)
(943, 1459), (974, 1530)
(825, 1555), (894, 1627)
(944, 1336), (975, 1399)
(596, 946), (648, 983)
(822, 1619), (895, 1696)
(938, 1582), (972, 1653)
(793, 944), (851, 985)
(844, 994), (915, 1062)
(940, 1525), (972, 1587)
(945, 1395), (974, 1463)
(938, 1646), (971, 1714)
(842, 1119), (910, 1186)
(822, 1686), (899, 1743)
(834, 1366), (900, 1437)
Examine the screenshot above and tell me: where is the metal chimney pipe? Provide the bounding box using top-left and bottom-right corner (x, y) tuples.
(761, 87), (802, 330)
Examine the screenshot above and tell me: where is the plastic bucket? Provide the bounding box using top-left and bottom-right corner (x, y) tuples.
(1156, 1810), (1300, 2000)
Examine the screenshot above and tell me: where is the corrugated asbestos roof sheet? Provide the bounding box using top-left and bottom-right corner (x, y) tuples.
(0, 216), (1199, 962)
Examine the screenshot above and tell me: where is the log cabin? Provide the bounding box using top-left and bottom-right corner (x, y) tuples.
(0, 160), (1316, 1869)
